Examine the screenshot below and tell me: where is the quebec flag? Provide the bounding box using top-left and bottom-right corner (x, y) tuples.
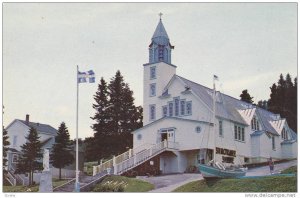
(78, 70), (95, 83)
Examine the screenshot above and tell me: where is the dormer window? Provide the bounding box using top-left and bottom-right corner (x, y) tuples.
(251, 116), (260, 131)
(281, 128), (288, 140)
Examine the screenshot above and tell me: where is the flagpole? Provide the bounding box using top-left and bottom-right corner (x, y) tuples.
(75, 65), (80, 192)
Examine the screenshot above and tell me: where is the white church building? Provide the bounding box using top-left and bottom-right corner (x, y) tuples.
(130, 17), (297, 174)
(93, 16), (297, 176)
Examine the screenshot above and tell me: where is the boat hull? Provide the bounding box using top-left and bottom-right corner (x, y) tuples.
(199, 164), (246, 179)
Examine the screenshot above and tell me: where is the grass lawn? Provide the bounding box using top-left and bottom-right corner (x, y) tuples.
(3, 178), (71, 192)
(92, 175), (154, 192)
(173, 176), (297, 192)
(281, 166), (297, 174)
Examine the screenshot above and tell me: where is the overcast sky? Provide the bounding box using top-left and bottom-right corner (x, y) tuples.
(3, 3), (297, 139)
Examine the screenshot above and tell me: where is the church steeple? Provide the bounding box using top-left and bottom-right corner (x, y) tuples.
(148, 13), (174, 64)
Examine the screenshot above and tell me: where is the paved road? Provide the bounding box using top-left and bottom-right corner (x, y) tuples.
(139, 159), (297, 193)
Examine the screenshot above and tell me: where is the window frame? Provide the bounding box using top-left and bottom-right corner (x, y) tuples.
(162, 105), (168, 117)
(180, 99), (186, 116)
(272, 136), (276, 150)
(149, 83), (156, 97)
(150, 66), (156, 79)
(219, 120), (223, 137)
(168, 102), (174, 117)
(174, 97), (180, 116)
(234, 124), (245, 142)
(186, 101), (192, 115)
(149, 104), (156, 121)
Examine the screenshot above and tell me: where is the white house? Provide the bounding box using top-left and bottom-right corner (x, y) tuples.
(5, 114), (83, 185)
(130, 17), (297, 174)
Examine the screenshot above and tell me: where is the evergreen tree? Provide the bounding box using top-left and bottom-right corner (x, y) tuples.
(90, 78), (111, 161)
(16, 127), (42, 185)
(268, 74), (297, 132)
(3, 127), (10, 173)
(90, 71), (143, 159)
(107, 70), (142, 154)
(240, 89), (254, 104)
(50, 122), (74, 180)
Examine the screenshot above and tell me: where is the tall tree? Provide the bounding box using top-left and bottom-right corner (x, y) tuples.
(3, 127), (10, 173)
(16, 127), (42, 185)
(240, 89), (254, 104)
(107, 70), (142, 154)
(90, 71), (143, 160)
(90, 78), (111, 162)
(50, 122), (74, 180)
(268, 74), (297, 132)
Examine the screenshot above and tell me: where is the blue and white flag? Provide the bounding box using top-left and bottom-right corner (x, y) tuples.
(78, 70), (95, 83)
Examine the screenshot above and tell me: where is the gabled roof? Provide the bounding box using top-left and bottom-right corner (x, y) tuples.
(174, 75), (294, 136)
(16, 119), (57, 136)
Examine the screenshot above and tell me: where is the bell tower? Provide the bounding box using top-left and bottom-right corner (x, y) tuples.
(143, 14), (177, 125)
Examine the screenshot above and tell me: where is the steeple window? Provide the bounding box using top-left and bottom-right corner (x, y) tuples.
(150, 83), (156, 97)
(150, 66), (156, 79)
(150, 104), (156, 121)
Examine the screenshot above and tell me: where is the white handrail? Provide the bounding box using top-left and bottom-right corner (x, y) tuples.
(93, 141), (179, 176)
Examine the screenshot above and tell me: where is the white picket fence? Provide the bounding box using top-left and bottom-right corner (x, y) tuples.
(92, 140), (179, 176)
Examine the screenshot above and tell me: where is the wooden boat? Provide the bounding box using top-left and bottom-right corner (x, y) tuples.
(199, 163), (246, 179)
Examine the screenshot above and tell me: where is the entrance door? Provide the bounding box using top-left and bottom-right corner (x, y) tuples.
(160, 129), (175, 142)
(161, 133), (168, 142)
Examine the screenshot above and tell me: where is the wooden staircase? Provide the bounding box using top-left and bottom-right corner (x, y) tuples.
(93, 140), (179, 176)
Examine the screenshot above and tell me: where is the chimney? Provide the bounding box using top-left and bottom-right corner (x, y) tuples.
(26, 114), (30, 124)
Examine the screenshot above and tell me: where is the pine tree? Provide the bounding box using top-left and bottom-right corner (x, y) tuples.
(90, 77), (112, 161)
(3, 127), (10, 173)
(50, 122), (74, 180)
(257, 100), (268, 110)
(107, 70), (142, 154)
(240, 89), (254, 104)
(16, 127), (42, 185)
(268, 74), (297, 132)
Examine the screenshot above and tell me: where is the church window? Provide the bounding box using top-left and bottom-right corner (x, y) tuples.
(162, 106), (168, 117)
(234, 126), (238, 140)
(168, 102), (173, 117)
(150, 66), (156, 79)
(281, 128), (288, 140)
(234, 124), (245, 142)
(150, 104), (156, 121)
(186, 101), (192, 115)
(251, 116), (260, 131)
(150, 83), (156, 97)
(180, 100), (186, 115)
(174, 98), (179, 116)
(272, 136), (276, 150)
(219, 120), (223, 137)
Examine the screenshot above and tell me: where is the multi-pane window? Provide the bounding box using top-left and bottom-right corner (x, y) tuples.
(234, 125), (245, 142)
(251, 116), (260, 131)
(150, 104), (156, 120)
(219, 120), (223, 137)
(159, 46), (164, 61)
(150, 83), (156, 97)
(169, 102), (173, 117)
(272, 136), (276, 150)
(150, 66), (156, 79)
(180, 100), (185, 115)
(162, 106), (168, 117)
(186, 101), (192, 115)
(174, 98), (179, 116)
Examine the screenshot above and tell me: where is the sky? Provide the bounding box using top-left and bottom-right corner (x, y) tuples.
(3, 3), (297, 140)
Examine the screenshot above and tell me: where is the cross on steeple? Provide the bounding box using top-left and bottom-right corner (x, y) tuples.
(159, 12), (163, 20)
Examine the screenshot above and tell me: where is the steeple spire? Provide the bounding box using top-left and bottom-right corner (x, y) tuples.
(148, 14), (174, 64)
